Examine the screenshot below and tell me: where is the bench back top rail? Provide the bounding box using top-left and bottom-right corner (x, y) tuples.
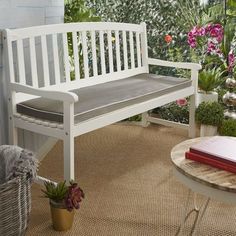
(4, 22), (148, 92)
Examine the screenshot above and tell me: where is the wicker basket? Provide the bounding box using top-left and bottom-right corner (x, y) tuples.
(0, 173), (31, 236)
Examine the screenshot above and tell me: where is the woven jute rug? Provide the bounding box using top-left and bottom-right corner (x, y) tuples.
(27, 124), (236, 235)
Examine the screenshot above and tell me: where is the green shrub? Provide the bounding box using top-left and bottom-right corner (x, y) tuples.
(65, 0), (100, 23)
(219, 119), (236, 137)
(153, 102), (189, 124)
(196, 101), (224, 126)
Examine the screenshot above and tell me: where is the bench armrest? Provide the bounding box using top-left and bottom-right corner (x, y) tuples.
(10, 83), (79, 103)
(148, 58), (202, 71)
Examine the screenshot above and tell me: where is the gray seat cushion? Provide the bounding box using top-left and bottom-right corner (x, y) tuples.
(16, 73), (191, 124)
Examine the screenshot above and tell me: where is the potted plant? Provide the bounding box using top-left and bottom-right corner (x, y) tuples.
(219, 119), (236, 137)
(197, 68), (223, 105)
(42, 181), (84, 231)
(196, 101), (224, 136)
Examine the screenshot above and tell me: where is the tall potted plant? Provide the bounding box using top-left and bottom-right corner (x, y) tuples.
(196, 101), (224, 136)
(42, 181), (84, 231)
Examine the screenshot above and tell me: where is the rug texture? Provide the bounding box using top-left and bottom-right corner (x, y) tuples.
(27, 124), (236, 235)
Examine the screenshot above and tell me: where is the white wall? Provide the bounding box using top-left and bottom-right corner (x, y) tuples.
(0, 0), (64, 153)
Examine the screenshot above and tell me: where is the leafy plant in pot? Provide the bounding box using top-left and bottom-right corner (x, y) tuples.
(42, 181), (84, 231)
(196, 101), (224, 136)
(197, 67), (223, 105)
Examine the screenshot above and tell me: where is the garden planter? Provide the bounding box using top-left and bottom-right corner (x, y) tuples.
(200, 125), (218, 137)
(197, 92), (218, 106)
(50, 200), (75, 231)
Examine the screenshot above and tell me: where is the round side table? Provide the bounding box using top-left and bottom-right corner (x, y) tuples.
(171, 137), (236, 236)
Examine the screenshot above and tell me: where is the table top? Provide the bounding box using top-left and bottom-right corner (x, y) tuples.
(171, 137), (236, 193)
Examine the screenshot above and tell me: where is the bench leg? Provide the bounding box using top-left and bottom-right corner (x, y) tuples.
(64, 135), (75, 183)
(141, 112), (150, 127)
(9, 118), (18, 145)
(189, 94), (196, 138)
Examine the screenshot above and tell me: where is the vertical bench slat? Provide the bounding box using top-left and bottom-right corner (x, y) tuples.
(6, 39), (15, 83)
(41, 35), (50, 87)
(99, 30), (106, 75)
(16, 39), (26, 85)
(52, 34), (60, 85)
(107, 30), (114, 73)
(72, 31), (80, 81)
(129, 31), (135, 69)
(81, 31), (89, 78)
(122, 31), (128, 70)
(62, 33), (70, 83)
(140, 23), (148, 71)
(29, 37), (38, 87)
(91, 31), (98, 77)
(136, 32), (141, 68)
(115, 30), (121, 72)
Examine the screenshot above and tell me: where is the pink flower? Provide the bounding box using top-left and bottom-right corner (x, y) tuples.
(207, 40), (216, 53)
(188, 38), (197, 48)
(205, 24), (213, 33)
(209, 24), (224, 42)
(228, 51), (235, 72)
(165, 34), (172, 43)
(176, 98), (188, 106)
(198, 27), (206, 36)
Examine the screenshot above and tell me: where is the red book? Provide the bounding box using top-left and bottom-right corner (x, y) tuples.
(189, 136), (236, 166)
(185, 151), (236, 174)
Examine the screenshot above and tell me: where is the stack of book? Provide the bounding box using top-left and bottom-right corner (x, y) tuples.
(185, 136), (236, 173)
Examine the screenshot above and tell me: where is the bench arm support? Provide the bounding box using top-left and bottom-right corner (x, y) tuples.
(148, 58), (202, 71)
(10, 83), (79, 103)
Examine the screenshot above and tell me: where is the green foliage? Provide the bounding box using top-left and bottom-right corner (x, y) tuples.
(87, 0), (204, 75)
(196, 101), (224, 126)
(42, 181), (68, 202)
(154, 102), (189, 124)
(126, 115), (142, 122)
(64, 0), (101, 79)
(198, 68), (224, 93)
(65, 0), (100, 23)
(219, 119), (236, 136)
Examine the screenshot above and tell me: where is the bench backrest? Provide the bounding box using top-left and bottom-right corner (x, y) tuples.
(4, 22), (148, 91)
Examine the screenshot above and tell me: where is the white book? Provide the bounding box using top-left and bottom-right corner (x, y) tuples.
(190, 136), (236, 163)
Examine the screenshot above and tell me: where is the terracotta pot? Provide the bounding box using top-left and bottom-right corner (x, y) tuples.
(50, 200), (74, 231)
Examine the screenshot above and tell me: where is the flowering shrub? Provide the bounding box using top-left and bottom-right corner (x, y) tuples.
(188, 23), (236, 73)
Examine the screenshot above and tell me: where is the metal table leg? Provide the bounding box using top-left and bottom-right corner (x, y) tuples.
(175, 191), (210, 236)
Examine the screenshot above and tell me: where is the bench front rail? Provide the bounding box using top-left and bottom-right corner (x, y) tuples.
(3, 22), (201, 183)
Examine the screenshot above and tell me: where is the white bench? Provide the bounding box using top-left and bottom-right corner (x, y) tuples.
(3, 22), (201, 183)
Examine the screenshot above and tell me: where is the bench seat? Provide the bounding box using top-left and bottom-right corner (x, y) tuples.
(17, 73), (191, 124)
